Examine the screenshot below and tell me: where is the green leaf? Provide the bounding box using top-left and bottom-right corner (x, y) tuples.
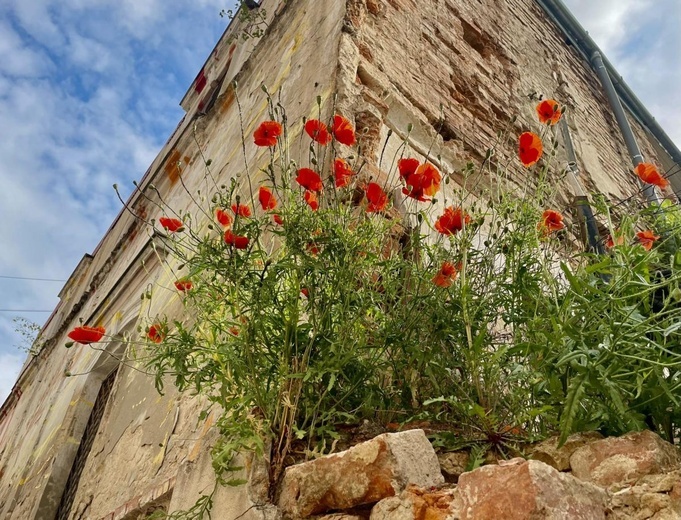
(558, 372), (587, 446)
(663, 321), (681, 337)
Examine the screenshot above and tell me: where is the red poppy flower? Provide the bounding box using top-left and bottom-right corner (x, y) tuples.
(366, 183), (389, 213)
(332, 114), (356, 146)
(258, 186), (277, 210)
(224, 230), (249, 249)
(536, 99), (562, 125)
(435, 207), (470, 235)
(635, 163), (668, 189)
(159, 217), (183, 233)
(304, 190), (319, 211)
(273, 214), (284, 225)
(636, 230), (660, 251)
(538, 209), (565, 235)
(232, 203), (252, 218)
(306, 243), (320, 256)
(174, 279), (193, 292)
(334, 158), (355, 188)
(215, 208), (232, 228)
(296, 168), (323, 192)
(253, 120), (283, 147)
(398, 158), (420, 180)
(228, 326), (240, 336)
(397, 159), (441, 201)
(67, 325), (106, 345)
(147, 324), (165, 344)
(432, 262), (458, 288)
(606, 233), (625, 249)
(518, 132), (543, 167)
(300, 288), (310, 298)
(304, 119), (332, 145)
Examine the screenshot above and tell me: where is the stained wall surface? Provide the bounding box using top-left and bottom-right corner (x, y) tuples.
(0, 1), (678, 519)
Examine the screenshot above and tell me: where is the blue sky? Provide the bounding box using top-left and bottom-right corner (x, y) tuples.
(0, 0), (679, 402)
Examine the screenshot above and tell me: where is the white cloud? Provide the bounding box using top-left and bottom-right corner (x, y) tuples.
(0, 21), (54, 78)
(563, 0), (681, 146)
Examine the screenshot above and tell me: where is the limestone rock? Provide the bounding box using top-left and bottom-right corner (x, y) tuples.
(456, 458), (608, 519)
(438, 451), (470, 483)
(570, 430), (681, 488)
(531, 431), (603, 471)
(607, 470), (681, 519)
(278, 430), (443, 518)
(370, 485), (458, 520)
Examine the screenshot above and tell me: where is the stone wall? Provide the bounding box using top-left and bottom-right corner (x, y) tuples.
(338, 0), (676, 221)
(0, 0), (679, 519)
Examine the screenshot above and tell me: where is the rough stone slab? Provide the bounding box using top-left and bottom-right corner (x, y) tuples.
(606, 470), (681, 520)
(456, 458), (608, 519)
(438, 451), (470, 483)
(278, 429), (443, 518)
(370, 485), (458, 520)
(530, 432), (603, 471)
(570, 430), (681, 488)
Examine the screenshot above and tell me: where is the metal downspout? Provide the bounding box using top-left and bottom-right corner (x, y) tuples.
(536, 0), (681, 166)
(559, 117), (605, 254)
(590, 51), (661, 206)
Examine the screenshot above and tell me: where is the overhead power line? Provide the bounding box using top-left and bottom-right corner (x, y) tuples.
(0, 309), (53, 313)
(0, 275), (66, 282)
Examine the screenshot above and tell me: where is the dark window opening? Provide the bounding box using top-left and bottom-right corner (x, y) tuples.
(54, 368), (118, 520)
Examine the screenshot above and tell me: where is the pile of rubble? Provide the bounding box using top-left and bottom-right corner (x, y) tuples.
(275, 429), (681, 519)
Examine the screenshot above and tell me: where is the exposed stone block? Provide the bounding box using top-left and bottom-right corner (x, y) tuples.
(570, 430), (681, 488)
(437, 451), (469, 483)
(370, 485), (458, 520)
(607, 471), (681, 519)
(456, 458), (608, 519)
(530, 431), (603, 471)
(278, 429), (443, 518)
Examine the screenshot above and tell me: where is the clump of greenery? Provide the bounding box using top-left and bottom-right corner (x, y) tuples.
(14, 316), (43, 355)
(86, 91), (681, 492)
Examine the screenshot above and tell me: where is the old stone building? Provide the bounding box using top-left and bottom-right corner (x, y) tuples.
(1, 0), (679, 518)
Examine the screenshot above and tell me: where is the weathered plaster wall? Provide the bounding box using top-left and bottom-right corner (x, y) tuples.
(0, 0), (678, 519)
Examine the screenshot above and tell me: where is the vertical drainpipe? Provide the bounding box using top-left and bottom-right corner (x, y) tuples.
(591, 51), (661, 205)
(559, 117), (605, 254)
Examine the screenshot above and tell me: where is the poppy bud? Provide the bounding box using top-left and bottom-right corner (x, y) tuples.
(65, 341), (74, 349)
(64, 371), (72, 377)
